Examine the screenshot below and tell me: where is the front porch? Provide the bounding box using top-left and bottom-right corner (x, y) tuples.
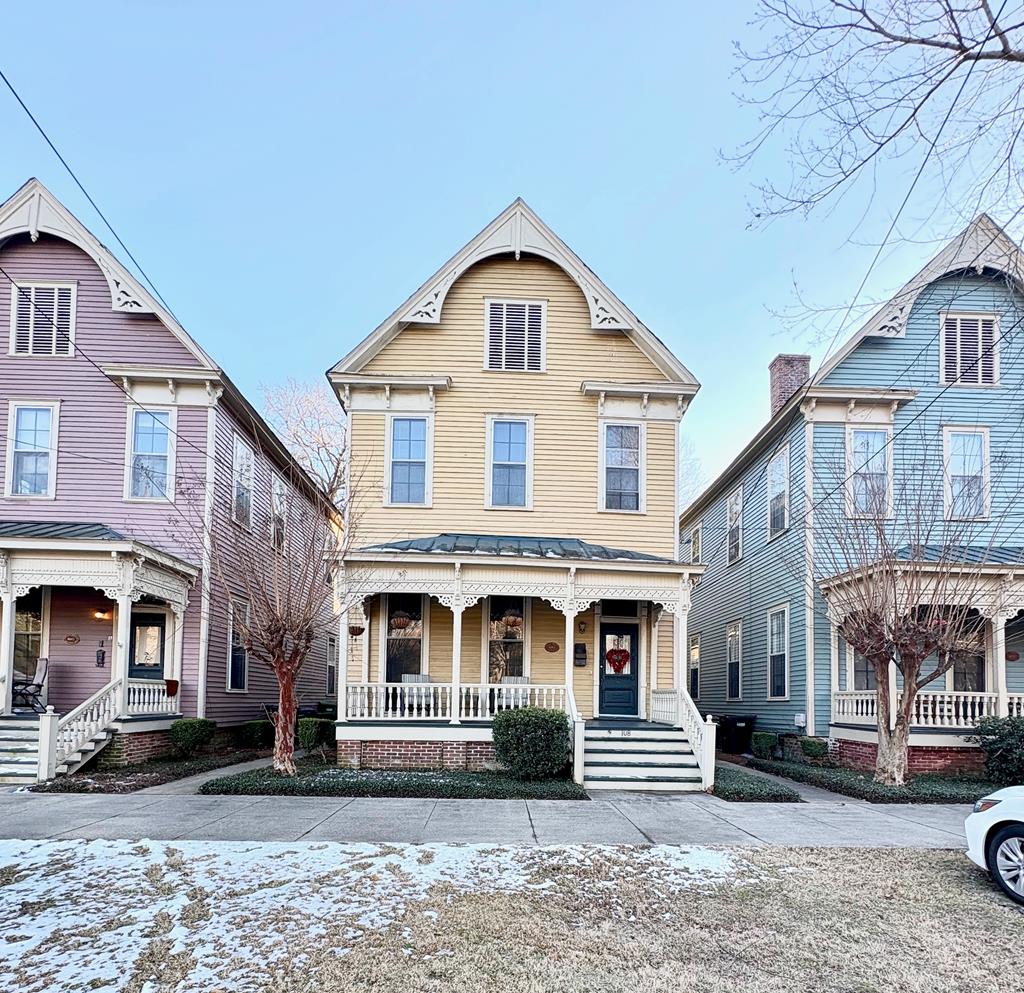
(0, 525), (197, 783)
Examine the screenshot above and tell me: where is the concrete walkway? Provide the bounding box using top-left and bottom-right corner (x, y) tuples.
(715, 759), (863, 803)
(0, 791), (970, 848)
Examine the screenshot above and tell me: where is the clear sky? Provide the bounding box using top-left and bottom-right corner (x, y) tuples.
(0, 1), (961, 487)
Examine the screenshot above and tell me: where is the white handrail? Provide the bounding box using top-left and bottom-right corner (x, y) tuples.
(55, 678), (123, 765)
(565, 685), (585, 785)
(650, 686), (716, 790)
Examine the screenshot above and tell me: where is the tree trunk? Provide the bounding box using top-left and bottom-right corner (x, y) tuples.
(273, 666), (298, 775)
(875, 718), (910, 785)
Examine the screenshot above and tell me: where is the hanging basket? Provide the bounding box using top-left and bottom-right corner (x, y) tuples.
(390, 610), (411, 631)
(502, 609), (523, 628)
(164, 678), (180, 698)
(348, 624), (365, 637)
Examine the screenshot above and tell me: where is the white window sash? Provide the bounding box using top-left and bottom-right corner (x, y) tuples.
(726, 486), (743, 563)
(942, 425), (990, 520)
(5, 400), (60, 499)
(845, 426), (892, 519)
(598, 419), (646, 513)
(232, 435), (255, 527)
(271, 474), (288, 552)
(766, 604), (789, 700)
(690, 524), (702, 565)
(726, 620), (742, 700)
(688, 632), (701, 700)
(226, 600), (250, 692)
(123, 406), (176, 502)
(766, 445), (789, 539)
(384, 413), (432, 507)
(484, 414), (534, 509)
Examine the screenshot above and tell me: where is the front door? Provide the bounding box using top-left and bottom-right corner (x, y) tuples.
(129, 613), (166, 680)
(599, 622), (639, 716)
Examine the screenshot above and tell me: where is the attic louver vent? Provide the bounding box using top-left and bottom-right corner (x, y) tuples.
(12, 284), (75, 356)
(486, 300), (544, 372)
(942, 314), (997, 386)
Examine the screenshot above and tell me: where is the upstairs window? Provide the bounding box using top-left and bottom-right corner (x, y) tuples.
(232, 435), (255, 528)
(485, 299), (545, 372)
(487, 417), (531, 508)
(10, 283), (76, 356)
(127, 409), (172, 500)
(941, 313), (998, 386)
(7, 403), (57, 498)
(848, 428), (890, 518)
(602, 422), (643, 511)
(271, 474), (288, 552)
(726, 486), (742, 564)
(387, 416), (429, 505)
(944, 427), (988, 520)
(767, 446), (789, 539)
(689, 524), (702, 565)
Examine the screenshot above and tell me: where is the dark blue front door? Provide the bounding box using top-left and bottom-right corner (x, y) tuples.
(599, 622), (639, 716)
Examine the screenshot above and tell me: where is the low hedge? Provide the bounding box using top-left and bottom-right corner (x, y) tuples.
(968, 716), (1024, 786)
(799, 736), (830, 760)
(712, 765), (801, 803)
(750, 732), (777, 760)
(747, 757), (997, 804)
(235, 720), (275, 749)
(199, 759), (588, 799)
(296, 717), (334, 751)
(168, 718), (217, 757)
(492, 707), (571, 780)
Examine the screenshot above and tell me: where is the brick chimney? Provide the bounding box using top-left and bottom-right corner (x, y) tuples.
(769, 354), (811, 417)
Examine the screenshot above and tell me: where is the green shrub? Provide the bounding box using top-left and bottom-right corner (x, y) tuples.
(168, 718), (217, 757)
(751, 731), (777, 760)
(712, 765), (801, 803)
(799, 736), (830, 760)
(968, 716), (1024, 786)
(492, 707), (571, 780)
(297, 717), (334, 751)
(235, 719), (275, 748)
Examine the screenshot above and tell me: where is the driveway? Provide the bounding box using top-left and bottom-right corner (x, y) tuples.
(0, 791), (970, 847)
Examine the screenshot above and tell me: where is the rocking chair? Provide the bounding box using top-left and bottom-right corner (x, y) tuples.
(12, 657), (48, 713)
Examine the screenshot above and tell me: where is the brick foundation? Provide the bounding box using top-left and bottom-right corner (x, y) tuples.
(830, 738), (985, 776)
(96, 726), (239, 769)
(337, 739), (497, 772)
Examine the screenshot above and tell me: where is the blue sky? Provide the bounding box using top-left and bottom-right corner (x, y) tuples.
(0, 1), (960, 485)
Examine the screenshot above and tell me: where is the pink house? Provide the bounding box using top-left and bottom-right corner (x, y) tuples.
(0, 179), (336, 783)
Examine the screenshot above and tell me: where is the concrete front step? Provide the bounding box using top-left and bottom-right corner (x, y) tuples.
(584, 776), (703, 792)
(584, 764), (699, 779)
(584, 739), (694, 755)
(585, 727), (687, 741)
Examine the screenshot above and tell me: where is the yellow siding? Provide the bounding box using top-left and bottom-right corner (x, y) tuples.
(349, 255), (679, 558)
(657, 613), (675, 691)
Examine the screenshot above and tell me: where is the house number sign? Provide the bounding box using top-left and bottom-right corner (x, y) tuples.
(544, 642), (559, 653)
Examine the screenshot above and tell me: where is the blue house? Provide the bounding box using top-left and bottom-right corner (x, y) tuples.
(679, 216), (1024, 772)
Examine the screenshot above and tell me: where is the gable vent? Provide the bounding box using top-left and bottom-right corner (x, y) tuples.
(942, 313), (997, 386)
(486, 300), (544, 372)
(12, 284), (75, 356)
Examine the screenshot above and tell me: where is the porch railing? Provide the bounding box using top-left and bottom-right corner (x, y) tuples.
(458, 683), (567, 720)
(833, 689), (1000, 728)
(649, 687), (716, 791)
(50, 678), (123, 775)
(126, 679), (179, 716)
(1010, 693), (1024, 719)
(345, 682), (455, 720)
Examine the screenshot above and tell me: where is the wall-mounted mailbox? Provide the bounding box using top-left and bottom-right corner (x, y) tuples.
(573, 643), (588, 667)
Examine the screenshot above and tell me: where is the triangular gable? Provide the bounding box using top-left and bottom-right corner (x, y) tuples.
(816, 213), (1024, 382)
(331, 198), (697, 384)
(0, 178), (214, 368)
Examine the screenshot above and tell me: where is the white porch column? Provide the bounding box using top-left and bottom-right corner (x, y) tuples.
(171, 606), (185, 712)
(675, 576), (690, 696)
(113, 593), (133, 717)
(450, 601), (463, 725)
(337, 605), (349, 722)
(0, 588), (14, 715)
(650, 609), (660, 693)
(830, 623), (840, 722)
(993, 613), (1009, 718)
(563, 568), (577, 693)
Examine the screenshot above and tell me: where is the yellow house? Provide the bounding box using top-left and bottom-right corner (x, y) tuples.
(328, 200), (712, 790)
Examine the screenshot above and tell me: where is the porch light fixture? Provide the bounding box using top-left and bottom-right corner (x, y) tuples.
(93, 609), (111, 621)
(390, 610), (411, 631)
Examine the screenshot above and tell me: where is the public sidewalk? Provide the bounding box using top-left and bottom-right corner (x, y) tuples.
(0, 791), (969, 847)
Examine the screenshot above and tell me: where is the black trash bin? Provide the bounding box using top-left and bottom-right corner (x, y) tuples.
(719, 714), (757, 753)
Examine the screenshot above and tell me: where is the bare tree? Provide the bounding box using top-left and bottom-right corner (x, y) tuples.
(737, 2), (1024, 226)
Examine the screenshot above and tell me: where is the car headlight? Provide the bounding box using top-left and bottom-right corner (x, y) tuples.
(973, 798), (1002, 813)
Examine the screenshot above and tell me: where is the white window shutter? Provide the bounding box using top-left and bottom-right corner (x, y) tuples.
(504, 303), (526, 370)
(487, 302), (505, 370)
(980, 316), (996, 384)
(942, 316), (959, 383)
(526, 303), (543, 371)
(13, 287), (32, 354)
(55, 287), (73, 355)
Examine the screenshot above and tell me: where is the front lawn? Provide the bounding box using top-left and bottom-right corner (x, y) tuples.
(30, 751), (266, 794)
(199, 757), (588, 799)
(746, 758), (998, 804)
(712, 764), (803, 802)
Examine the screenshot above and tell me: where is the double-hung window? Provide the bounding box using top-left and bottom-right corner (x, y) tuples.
(726, 620), (742, 700)
(487, 417), (531, 508)
(232, 436), (255, 528)
(767, 605), (788, 699)
(848, 428), (889, 517)
(853, 649), (877, 691)
(227, 600), (249, 692)
(485, 299), (545, 372)
(688, 633), (701, 699)
(689, 524), (702, 565)
(127, 409), (173, 500)
(488, 596), (526, 680)
(326, 633), (338, 696)
(767, 446), (788, 539)
(7, 403), (58, 498)
(726, 486), (742, 564)
(387, 416), (429, 505)
(385, 593), (425, 682)
(944, 427), (988, 520)
(271, 474), (288, 552)
(602, 422), (643, 511)
(941, 313), (998, 386)
(10, 283), (76, 356)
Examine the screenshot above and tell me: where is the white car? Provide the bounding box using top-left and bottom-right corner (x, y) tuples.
(965, 785), (1024, 904)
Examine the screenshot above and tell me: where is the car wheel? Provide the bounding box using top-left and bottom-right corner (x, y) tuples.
(986, 824), (1024, 905)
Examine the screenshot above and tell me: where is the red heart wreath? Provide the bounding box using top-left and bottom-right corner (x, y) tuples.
(606, 648), (630, 674)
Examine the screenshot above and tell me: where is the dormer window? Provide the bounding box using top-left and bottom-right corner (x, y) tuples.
(941, 312), (998, 386)
(485, 299), (545, 372)
(10, 283), (76, 356)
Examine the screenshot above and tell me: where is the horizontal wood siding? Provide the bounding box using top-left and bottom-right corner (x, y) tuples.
(45, 587), (114, 713)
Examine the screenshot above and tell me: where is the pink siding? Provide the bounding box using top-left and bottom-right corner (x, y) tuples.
(45, 587), (115, 713)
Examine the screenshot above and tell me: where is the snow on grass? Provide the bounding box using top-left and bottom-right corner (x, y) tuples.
(0, 839), (746, 992)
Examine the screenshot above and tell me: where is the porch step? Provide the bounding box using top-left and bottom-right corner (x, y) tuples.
(0, 716), (40, 783)
(584, 775), (703, 791)
(582, 722), (703, 793)
(584, 736), (692, 752)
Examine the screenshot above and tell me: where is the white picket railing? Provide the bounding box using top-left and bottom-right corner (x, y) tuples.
(54, 679), (122, 767)
(833, 689), (999, 728)
(344, 682), (454, 720)
(126, 680), (179, 716)
(650, 689), (679, 725)
(649, 687), (716, 790)
(833, 690), (879, 724)
(459, 683), (567, 720)
(1010, 693), (1024, 719)
(565, 686), (585, 785)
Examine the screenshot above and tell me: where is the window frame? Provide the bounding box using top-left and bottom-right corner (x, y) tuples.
(383, 413), (433, 508)
(766, 444), (789, 541)
(123, 405), (177, 503)
(598, 419), (647, 514)
(482, 595), (531, 680)
(482, 297), (547, 373)
(766, 603), (790, 701)
(380, 592), (430, 679)
(484, 414), (534, 510)
(270, 473), (288, 554)
(326, 632), (338, 697)
(8, 281), (77, 357)
(5, 400), (60, 499)
(726, 485), (743, 564)
(688, 632), (701, 701)
(942, 424), (990, 521)
(939, 311), (1000, 387)
(231, 434), (256, 529)
(726, 619), (743, 701)
(689, 523), (702, 565)
(226, 599), (250, 693)
(845, 425), (893, 519)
